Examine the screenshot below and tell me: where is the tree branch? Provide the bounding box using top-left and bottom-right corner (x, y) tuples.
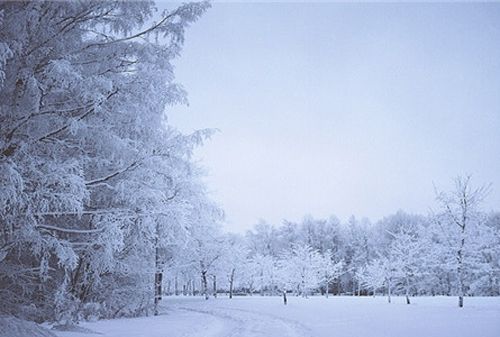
(36, 224), (104, 234)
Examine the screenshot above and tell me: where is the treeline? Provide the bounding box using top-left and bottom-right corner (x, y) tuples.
(165, 176), (500, 308)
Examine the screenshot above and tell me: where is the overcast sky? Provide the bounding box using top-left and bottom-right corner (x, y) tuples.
(165, 2), (500, 233)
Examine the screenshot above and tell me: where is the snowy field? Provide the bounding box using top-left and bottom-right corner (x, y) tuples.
(53, 296), (500, 337)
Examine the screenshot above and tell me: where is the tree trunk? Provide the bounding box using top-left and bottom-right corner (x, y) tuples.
(154, 245), (162, 316)
(405, 276), (410, 304)
(174, 275), (179, 296)
(387, 278), (392, 304)
(325, 277), (329, 298)
(213, 275), (217, 298)
(457, 234), (465, 308)
(229, 268), (235, 299)
(201, 271), (209, 300)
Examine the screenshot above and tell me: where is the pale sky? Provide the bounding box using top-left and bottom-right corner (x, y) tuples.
(165, 2), (500, 233)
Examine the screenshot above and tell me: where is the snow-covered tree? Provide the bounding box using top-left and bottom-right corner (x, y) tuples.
(218, 234), (248, 299)
(246, 220), (280, 257)
(433, 175), (490, 307)
(0, 0), (211, 321)
(342, 216), (373, 296)
(386, 225), (427, 304)
(249, 253), (278, 295)
(470, 213), (500, 295)
(183, 197), (224, 300)
(360, 255), (398, 303)
(359, 259), (387, 298)
(318, 249), (344, 298)
(279, 244), (322, 298)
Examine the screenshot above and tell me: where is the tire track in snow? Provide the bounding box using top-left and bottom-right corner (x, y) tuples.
(211, 306), (312, 337)
(175, 307), (245, 337)
(176, 305), (312, 337)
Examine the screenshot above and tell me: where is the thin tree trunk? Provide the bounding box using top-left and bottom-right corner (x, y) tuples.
(153, 244), (162, 316)
(301, 274), (306, 298)
(458, 235), (465, 308)
(201, 271), (208, 300)
(213, 275), (217, 298)
(387, 278), (392, 304)
(405, 276), (410, 304)
(229, 268), (235, 299)
(174, 275), (179, 296)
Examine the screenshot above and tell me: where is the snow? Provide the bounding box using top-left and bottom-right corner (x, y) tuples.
(52, 296), (500, 337)
(0, 315), (56, 337)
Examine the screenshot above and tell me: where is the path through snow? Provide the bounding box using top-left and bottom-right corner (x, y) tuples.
(174, 303), (312, 337)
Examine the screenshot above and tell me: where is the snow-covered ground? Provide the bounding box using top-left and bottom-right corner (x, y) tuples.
(53, 296), (500, 337)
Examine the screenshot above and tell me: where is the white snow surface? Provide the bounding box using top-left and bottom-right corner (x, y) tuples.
(53, 296), (500, 337)
(0, 315), (56, 337)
